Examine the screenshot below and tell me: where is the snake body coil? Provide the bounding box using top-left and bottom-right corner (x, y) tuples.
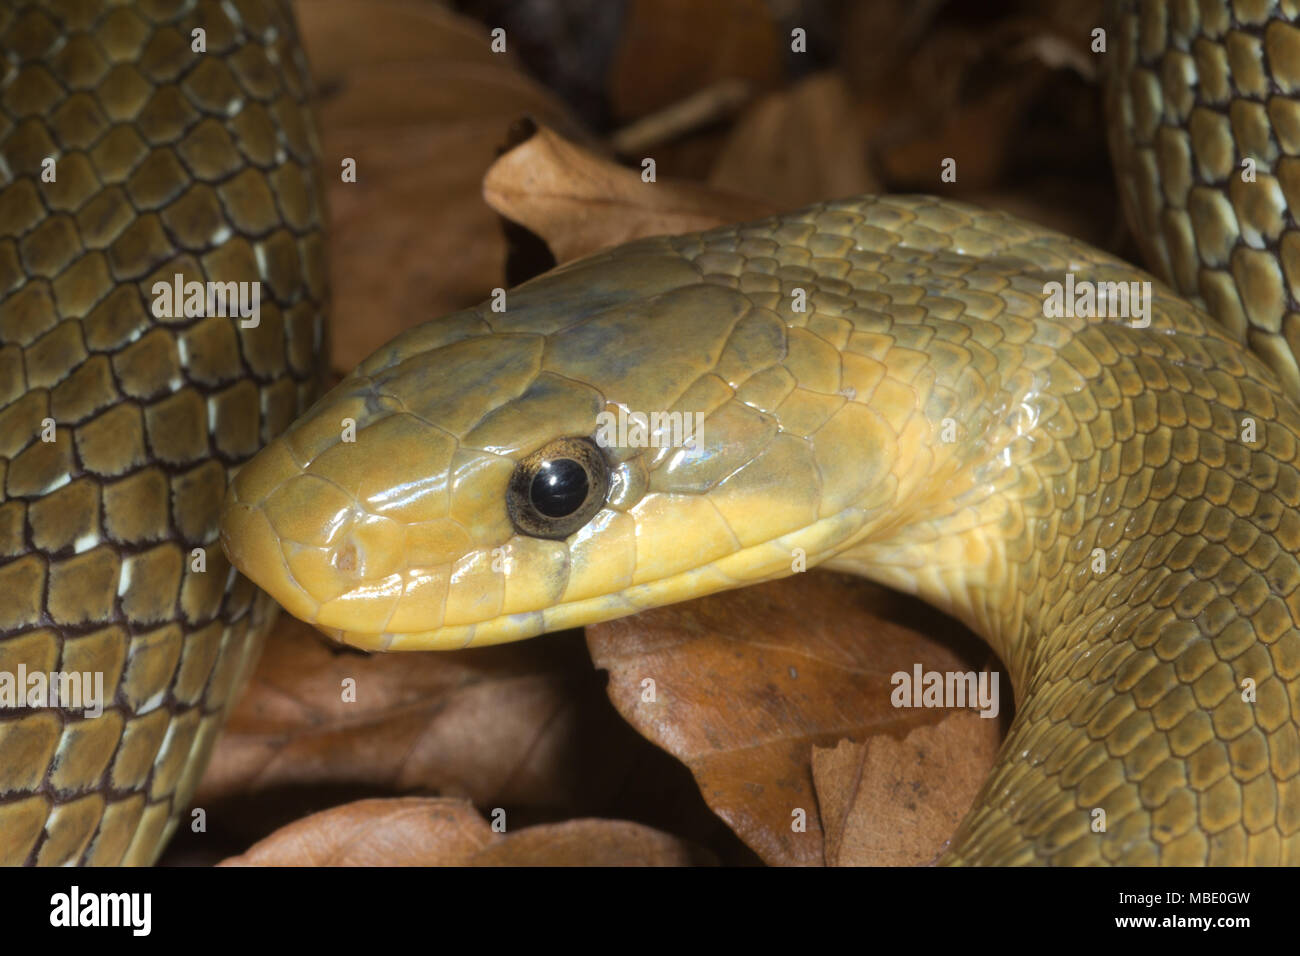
(1108, 0), (1300, 401)
(0, 0), (326, 865)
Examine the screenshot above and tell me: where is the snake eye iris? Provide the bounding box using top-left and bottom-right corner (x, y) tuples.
(507, 437), (609, 539)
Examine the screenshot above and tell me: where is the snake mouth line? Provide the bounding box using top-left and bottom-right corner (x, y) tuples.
(223, 492), (885, 652)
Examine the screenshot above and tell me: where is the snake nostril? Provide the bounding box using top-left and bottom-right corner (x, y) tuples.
(333, 542), (359, 574)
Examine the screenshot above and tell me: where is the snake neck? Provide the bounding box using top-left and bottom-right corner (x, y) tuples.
(826, 302), (1300, 695)
(823, 300), (1300, 863)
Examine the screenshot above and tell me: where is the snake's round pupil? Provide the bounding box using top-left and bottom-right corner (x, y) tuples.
(507, 437), (609, 539)
(530, 458), (589, 517)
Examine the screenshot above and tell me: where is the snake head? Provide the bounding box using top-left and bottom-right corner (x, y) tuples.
(220, 237), (918, 650)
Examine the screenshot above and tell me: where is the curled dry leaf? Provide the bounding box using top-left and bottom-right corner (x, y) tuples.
(586, 571), (1005, 866)
(297, 0), (586, 372)
(812, 710), (1003, 867)
(482, 124), (778, 265)
(220, 798), (711, 866)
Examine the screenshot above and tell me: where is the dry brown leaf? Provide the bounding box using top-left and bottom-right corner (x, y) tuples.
(297, 0), (587, 372)
(709, 72), (877, 209)
(194, 620), (607, 835)
(586, 571), (1004, 866)
(813, 710), (1003, 867)
(182, 617), (739, 862)
(299, 0), (503, 80)
(219, 797), (493, 866)
(220, 798), (712, 866)
(607, 0), (783, 123)
(483, 124), (777, 264)
(468, 819), (716, 866)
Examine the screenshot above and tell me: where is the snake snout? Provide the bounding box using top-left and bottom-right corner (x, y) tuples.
(220, 437), (429, 628)
(220, 495), (321, 625)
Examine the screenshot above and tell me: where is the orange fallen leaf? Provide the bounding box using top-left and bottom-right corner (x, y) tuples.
(219, 797), (492, 865)
(181, 618), (738, 862)
(586, 571), (1005, 866)
(813, 710), (1003, 867)
(467, 819), (716, 866)
(194, 621), (614, 826)
(220, 797), (713, 865)
(483, 123), (777, 265)
(297, 0), (588, 372)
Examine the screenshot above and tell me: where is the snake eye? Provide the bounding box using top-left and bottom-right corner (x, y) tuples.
(507, 437), (609, 539)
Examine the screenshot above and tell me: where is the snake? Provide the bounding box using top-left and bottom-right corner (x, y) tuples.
(4, 0), (1300, 867)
